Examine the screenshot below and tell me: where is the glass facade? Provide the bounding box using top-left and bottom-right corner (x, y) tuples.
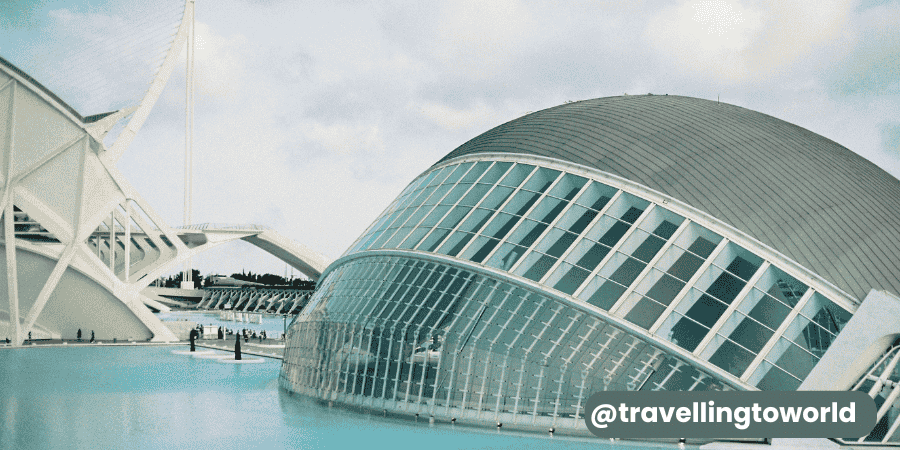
(281, 255), (731, 430)
(282, 157), (857, 433)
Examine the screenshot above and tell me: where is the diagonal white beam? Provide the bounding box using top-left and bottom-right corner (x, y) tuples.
(18, 243), (78, 345)
(12, 135), (85, 185)
(105, 0), (194, 163)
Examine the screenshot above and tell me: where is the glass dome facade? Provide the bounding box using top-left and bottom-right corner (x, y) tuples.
(280, 154), (859, 435)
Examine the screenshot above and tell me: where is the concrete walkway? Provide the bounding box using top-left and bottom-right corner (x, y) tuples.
(0, 338), (286, 361)
(195, 338), (285, 360)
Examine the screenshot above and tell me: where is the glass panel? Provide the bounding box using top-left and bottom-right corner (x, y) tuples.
(522, 167), (561, 192)
(667, 314), (709, 352)
(663, 248), (704, 282)
(441, 183), (472, 205)
(743, 290), (791, 331)
(548, 263), (591, 295)
(442, 162), (474, 185)
(459, 184), (491, 207)
(555, 204), (598, 235)
(418, 228), (450, 252)
(437, 206), (472, 230)
(508, 219), (547, 248)
(608, 255), (645, 287)
(547, 173), (587, 200)
(581, 277), (628, 311)
(420, 205), (451, 227)
(772, 338), (819, 380)
(425, 166), (451, 187)
(625, 297), (667, 329)
(685, 293), (729, 328)
(708, 338), (756, 377)
(468, 237), (501, 264)
(688, 237), (718, 258)
(728, 316), (773, 354)
(460, 161), (492, 183)
(565, 238), (611, 272)
(516, 252), (557, 282)
(705, 271), (746, 304)
(485, 242), (527, 270)
(574, 181), (616, 211)
(499, 163), (534, 188)
(423, 184), (453, 206)
(478, 161), (512, 185)
(527, 196), (568, 224)
(437, 231), (475, 257)
(755, 362), (801, 391)
(644, 273), (686, 306)
(533, 227), (578, 258)
(637, 207), (684, 240)
(458, 208), (493, 234)
(631, 234), (666, 263)
(712, 243), (763, 281)
(502, 190), (543, 216)
(398, 228), (430, 249)
(479, 186), (514, 211)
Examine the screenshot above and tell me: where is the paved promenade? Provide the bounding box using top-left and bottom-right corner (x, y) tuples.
(0, 338), (285, 360)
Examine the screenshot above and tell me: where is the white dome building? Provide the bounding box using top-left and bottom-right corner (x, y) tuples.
(280, 95), (900, 445)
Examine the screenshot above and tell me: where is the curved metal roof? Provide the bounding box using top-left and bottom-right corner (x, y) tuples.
(437, 94), (900, 301)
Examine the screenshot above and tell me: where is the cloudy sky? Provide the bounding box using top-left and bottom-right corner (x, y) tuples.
(2, 0), (899, 279)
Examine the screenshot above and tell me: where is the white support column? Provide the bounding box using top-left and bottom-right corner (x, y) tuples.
(3, 80), (19, 345)
(125, 202), (131, 282)
(5, 198), (20, 344)
(109, 211), (115, 271)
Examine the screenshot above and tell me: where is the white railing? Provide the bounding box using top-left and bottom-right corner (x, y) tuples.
(176, 223), (271, 231)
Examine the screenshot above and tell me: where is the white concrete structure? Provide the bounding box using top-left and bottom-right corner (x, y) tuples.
(198, 286), (313, 314)
(0, 2), (327, 345)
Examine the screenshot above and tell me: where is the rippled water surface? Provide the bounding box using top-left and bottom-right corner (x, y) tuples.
(0, 346), (680, 450)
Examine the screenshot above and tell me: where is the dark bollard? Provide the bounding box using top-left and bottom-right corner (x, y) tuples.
(235, 333), (242, 360)
(189, 329), (198, 352)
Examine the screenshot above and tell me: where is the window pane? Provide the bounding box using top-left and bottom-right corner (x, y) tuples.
(625, 298), (667, 329)
(552, 265), (591, 295)
(584, 279), (627, 310)
(709, 340), (756, 377)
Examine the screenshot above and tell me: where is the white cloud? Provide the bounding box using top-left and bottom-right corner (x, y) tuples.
(646, 0), (854, 82)
(301, 123), (386, 157)
(24, 0), (895, 279)
(412, 101), (497, 131)
(433, 0), (534, 78)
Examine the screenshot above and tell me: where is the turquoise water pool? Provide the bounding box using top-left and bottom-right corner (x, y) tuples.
(0, 346), (682, 450)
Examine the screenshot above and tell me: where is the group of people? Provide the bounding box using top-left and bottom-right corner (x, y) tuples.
(195, 325), (281, 342)
(75, 329), (95, 343)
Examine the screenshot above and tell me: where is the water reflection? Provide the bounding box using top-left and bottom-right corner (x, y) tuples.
(0, 346), (683, 450)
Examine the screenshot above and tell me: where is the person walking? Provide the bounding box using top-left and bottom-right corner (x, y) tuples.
(90, 331), (95, 343)
(77, 329), (82, 342)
